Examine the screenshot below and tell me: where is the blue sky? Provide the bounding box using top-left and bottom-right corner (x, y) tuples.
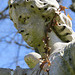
(0, 0), (34, 69)
(0, 0), (75, 70)
(62, 0), (75, 31)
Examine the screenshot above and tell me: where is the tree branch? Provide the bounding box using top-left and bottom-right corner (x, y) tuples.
(8, 0), (75, 75)
(70, 0), (75, 12)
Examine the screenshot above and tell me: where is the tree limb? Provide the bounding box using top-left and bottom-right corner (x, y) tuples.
(8, 0), (75, 75)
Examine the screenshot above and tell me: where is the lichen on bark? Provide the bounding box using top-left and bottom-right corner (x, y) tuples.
(8, 0), (75, 75)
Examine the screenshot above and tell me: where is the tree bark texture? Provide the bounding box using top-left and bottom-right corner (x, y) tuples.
(0, 40), (75, 75)
(7, 0), (75, 75)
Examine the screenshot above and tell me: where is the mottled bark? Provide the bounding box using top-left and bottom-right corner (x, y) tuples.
(7, 0), (75, 75)
(0, 40), (75, 75)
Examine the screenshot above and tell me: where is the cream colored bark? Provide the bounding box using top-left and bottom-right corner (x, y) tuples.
(8, 0), (75, 75)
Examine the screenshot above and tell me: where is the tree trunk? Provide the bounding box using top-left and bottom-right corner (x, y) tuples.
(0, 40), (75, 75)
(7, 0), (75, 75)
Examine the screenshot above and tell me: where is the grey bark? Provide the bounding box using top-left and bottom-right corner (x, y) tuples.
(0, 41), (75, 75)
(0, 66), (30, 75)
(1, 0), (74, 75)
(25, 41), (75, 75)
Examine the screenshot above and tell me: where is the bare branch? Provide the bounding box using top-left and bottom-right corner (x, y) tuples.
(0, 5), (9, 19)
